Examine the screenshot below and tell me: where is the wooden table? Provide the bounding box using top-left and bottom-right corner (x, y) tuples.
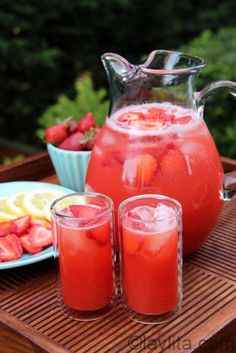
(0, 152), (236, 353)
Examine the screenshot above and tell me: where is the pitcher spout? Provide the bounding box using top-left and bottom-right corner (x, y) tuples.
(101, 53), (133, 80)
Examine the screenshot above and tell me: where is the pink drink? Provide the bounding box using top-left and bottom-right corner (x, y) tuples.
(56, 204), (114, 311)
(121, 204), (179, 315)
(86, 103), (223, 254)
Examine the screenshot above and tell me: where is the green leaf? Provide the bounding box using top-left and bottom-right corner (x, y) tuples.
(37, 73), (109, 139)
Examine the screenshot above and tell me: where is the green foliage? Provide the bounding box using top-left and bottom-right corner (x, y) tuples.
(0, 1), (236, 156)
(181, 28), (236, 157)
(1, 155), (24, 166)
(37, 73), (108, 139)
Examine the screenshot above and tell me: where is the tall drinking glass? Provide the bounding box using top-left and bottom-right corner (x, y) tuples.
(119, 194), (182, 324)
(51, 192), (116, 321)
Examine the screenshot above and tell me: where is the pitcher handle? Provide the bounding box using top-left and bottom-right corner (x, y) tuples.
(196, 80), (236, 107)
(223, 170), (236, 201)
(196, 80), (236, 201)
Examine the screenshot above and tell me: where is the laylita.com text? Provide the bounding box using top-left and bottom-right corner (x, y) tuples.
(128, 334), (235, 352)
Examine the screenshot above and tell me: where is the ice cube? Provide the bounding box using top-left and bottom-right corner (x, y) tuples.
(153, 203), (177, 232)
(154, 203), (175, 219)
(133, 206), (156, 221)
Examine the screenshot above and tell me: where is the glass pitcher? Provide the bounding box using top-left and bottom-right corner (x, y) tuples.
(85, 50), (236, 255)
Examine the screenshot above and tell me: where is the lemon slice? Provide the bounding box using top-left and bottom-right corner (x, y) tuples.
(0, 196), (17, 221)
(22, 188), (66, 219)
(5, 191), (26, 217)
(43, 194), (80, 220)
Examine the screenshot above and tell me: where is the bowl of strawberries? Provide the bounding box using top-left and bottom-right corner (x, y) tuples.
(45, 112), (100, 191)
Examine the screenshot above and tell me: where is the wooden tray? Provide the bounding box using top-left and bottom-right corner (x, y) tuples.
(0, 201), (235, 353)
(0, 153), (236, 353)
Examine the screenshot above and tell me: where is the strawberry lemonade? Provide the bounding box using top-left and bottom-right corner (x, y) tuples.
(86, 103), (223, 255)
(51, 193), (115, 320)
(119, 195), (182, 323)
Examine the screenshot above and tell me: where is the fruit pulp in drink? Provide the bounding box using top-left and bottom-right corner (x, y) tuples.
(56, 205), (114, 311)
(86, 103), (223, 255)
(121, 204), (179, 314)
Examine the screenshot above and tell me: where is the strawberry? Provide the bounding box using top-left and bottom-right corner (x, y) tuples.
(59, 131), (84, 151)
(20, 234), (43, 254)
(126, 211), (144, 230)
(0, 221), (16, 236)
(68, 119), (79, 134)
(44, 123), (68, 144)
(173, 116), (191, 125)
(5, 234), (23, 258)
(13, 215), (31, 236)
(160, 149), (187, 176)
(122, 153), (157, 187)
(123, 231), (142, 254)
(69, 205), (100, 218)
(77, 112), (96, 132)
(146, 107), (166, 117)
(80, 127), (101, 150)
(0, 236), (21, 261)
(31, 219), (51, 229)
(132, 119), (164, 130)
(29, 225), (53, 248)
(69, 205), (103, 227)
(165, 114), (175, 124)
(87, 220), (110, 245)
(117, 112), (144, 124)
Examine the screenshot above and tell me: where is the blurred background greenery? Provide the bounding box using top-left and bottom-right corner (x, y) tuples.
(0, 0), (235, 164)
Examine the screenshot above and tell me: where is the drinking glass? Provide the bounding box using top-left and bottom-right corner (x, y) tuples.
(118, 194), (182, 324)
(51, 192), (116, 321)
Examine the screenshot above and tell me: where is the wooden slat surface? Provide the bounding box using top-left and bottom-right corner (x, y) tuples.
(0, 199), (236, 353)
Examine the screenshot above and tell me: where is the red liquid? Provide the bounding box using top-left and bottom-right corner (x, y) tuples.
(122, 220), (178, 314)
(86, 103), (223, 255)
(57, 214), (114, 311)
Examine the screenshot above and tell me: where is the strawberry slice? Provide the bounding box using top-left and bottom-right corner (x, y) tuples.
(5, 234), (23, 258)
(69, 205), (100, 218)
(132, 119), (164, 130)
(0, 236), (21, 261)
(44, 123), (68, 144)
(117, 112), (144, 124)
(165, 114), (175, 124)
(122, 153), (157, 187)
(160, 149), (187, 176)
(0, 221), (15, 236)
(87, 220), (110, 246)
(13, 215), (31, 236)
(31, 219), (51, 229)
(123, 230), (142, 255)
(59, 131), (84, 151)
(29, 225), (53, 248)
(77, 112), (96, 132)
(126, 211), (144, 230)
(146, 107), (166, 117)
(20, 234), (43, 254)
(173, 115), (192, 125)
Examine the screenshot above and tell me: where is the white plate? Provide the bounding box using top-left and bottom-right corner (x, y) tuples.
(0, 181), (73, 270)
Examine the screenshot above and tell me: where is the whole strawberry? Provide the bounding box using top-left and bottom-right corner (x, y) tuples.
(67, 119), (79, 134)
(45, 123), (68, 144)
(77, 112), (96, 132)
(59, 131), (84, 151)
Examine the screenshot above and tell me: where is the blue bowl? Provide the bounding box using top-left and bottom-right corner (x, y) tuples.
(47, 144), (91, 192)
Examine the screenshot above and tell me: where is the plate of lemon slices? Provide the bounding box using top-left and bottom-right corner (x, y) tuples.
(0, 181), (73, 269)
